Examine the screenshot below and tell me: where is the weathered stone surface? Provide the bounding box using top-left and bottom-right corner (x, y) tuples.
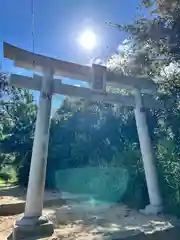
(139, 204), (163, 216)
(102, 229), (144, 239)
(0, 202), (25, 216)
(0, 198), (66, 216)
(56, 205), (89, 224)
(93, 226), (180, 239)
(8, 221), (54, 240)
(144, 225), (180, 240)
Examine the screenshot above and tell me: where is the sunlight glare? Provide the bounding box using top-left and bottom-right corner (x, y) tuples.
(79, 30), (96, 50)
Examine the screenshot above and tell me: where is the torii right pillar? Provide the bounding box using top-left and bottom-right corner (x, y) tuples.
(134, 89), (163, 215)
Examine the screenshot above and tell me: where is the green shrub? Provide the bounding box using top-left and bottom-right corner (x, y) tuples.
(0, 172), (11, 182)
(110, 149), (149, 208)
(156, 139), (180, 217)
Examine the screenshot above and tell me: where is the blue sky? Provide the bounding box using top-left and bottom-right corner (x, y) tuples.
(0, 0), (146, 113)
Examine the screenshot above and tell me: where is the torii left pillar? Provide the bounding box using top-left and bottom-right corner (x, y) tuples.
(14, 68), (54, 238)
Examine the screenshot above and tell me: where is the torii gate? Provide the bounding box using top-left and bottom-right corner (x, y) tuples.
(3, 42), (169, 237)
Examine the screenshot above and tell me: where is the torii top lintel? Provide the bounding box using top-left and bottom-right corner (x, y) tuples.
(3, 42), (157, 93)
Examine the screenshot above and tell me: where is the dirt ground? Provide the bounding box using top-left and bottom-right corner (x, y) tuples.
(0, 187), (179, 240)
(0, 186), (59, 239)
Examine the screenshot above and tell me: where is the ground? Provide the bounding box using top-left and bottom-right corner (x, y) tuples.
(0, 186), (179, 239)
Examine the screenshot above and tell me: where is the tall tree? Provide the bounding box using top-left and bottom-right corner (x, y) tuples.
(0, 75), (37, 179)
(107, 0), (180, 215)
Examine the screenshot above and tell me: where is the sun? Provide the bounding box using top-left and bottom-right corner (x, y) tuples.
(78, 30), (96, 50)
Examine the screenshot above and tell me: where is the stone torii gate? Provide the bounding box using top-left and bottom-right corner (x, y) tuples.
(3, 42), (169, 237)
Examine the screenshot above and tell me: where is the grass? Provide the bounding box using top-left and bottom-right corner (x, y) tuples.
(0, 178), (5, 185)
(0, 178), (17, 187)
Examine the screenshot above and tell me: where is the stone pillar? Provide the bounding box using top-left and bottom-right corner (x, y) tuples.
(134, 89), (163, 214)
(16, 68), (53, 227)
(91, 64), (106, 92)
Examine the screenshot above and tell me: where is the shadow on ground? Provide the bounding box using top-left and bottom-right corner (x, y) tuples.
(1, 190), (180, 239)
(0, 186), (25, 200)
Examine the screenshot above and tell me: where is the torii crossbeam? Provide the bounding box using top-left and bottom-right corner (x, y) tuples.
(3, 42), (166, 238)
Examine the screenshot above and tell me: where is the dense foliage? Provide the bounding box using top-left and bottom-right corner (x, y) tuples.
(1, 0), (180, 216)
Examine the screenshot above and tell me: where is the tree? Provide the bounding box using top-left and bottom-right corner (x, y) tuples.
(107, 0), (180, 215)
(142, 0), (178, 12)
(0, 72), (8, 99)
(0, 74), (37, 184)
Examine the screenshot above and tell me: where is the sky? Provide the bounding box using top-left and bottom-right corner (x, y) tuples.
(0, 0), (146, 113)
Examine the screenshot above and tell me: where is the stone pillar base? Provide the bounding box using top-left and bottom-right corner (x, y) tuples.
(8, 218), (54, 240)
(140, 204), (163, 215)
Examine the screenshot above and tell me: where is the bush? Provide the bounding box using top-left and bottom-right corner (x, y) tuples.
(0, 166), (17, 184)
(17, 155), (56, 189)
(111, 150), (149, 209)
(0, 172), (11, 182)
(156, 139), (180, 217)
(17, 161), (30, 187)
